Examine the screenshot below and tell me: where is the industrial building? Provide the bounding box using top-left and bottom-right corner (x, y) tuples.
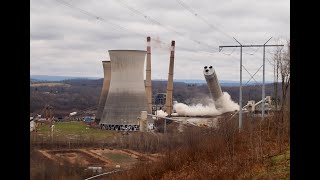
(243, 96), (272, 117)
(152, 93), (167, 114)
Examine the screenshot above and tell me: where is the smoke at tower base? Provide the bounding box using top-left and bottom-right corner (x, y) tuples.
(173, 92), (239, 116)
(156, 110), (168, 117)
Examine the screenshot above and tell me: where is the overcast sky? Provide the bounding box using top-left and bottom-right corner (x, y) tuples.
(30, 0), (289, 81)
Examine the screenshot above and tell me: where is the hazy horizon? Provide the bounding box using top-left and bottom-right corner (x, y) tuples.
(30, 74), (274, 84)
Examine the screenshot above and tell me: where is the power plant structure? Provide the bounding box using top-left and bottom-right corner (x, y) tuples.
(152, 93), (167, 114)
(243, 96), (272, 117)
(145, 37), (152, 112)
(95, 61), (111, 124)
(93, 41), (234, 132)
(99, 50), (151, 131)
(165, 40), (175, 116)
(203, 65), (223, 102)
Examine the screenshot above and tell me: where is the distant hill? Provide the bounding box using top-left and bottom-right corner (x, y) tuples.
(30, 75), (100, 82)
(30, 78), (41, 82)
(171, 79), (239, 86)
(170, 79), (272, 87)
(30, 75), (272, 87)
(30, 77), (280, 116)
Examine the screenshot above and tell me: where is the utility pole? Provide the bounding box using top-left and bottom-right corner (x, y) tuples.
(262, 37), (273, 120)
(233, 38), (243, 131)
(219, 37), (284, 131)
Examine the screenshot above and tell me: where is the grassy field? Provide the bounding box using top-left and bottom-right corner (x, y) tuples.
(268, 150), (290, 178)
(102, 152), (136, 163)
(31, 121), (116, 141)
(249, 150), (290, 179)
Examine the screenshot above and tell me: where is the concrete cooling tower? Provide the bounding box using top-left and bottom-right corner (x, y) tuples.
(95, 61), (111, 124)
(100, 50), (151, 131)
(203, 66), (223, 101)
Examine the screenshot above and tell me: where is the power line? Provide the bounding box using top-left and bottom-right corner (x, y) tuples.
(54, 0), (252, 59)
(175, 0), (263, 57)
(54, 0), (170, 49)
(220, 47), (236, 56)
(55, 0), (100, 19)
(117, 0), (181, 34)
(54, 0), (221, 54)
(115, 0), (219, 52)
(175, 0), (234, 42)
(244, 47), (261, 55)
(219, 37), (284, 129)
(116, 0), (185, 37)
(55, 0), (140, 36)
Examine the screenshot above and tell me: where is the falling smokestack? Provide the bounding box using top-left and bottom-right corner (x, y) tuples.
(203, 66), (223, 102)
(95, 61), (111, 123)
(146, 36), (152, 112)
(100, 50), (151, 131)
(165, 40), (175, 116)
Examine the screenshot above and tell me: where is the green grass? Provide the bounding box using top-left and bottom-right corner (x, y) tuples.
(271, 150), (290, 165)
(243, 149), (290, 179)
(269, 150), (290, 179)
(102, 152), (135, 163)
(33, 121), (116, 141)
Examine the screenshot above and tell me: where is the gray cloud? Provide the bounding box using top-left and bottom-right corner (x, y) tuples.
(30, 0), (289, 81)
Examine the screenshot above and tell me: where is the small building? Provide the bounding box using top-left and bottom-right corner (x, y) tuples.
(87, 166), (102, 173)
(69, 112), (77, 116)
(56, 117), (64, 122)
(148, 123), (154, 130)
(83, 116), (94, 122)
(30, 121), (35, 132)
(154, 93), (166, 105)
(38, 118), (47, 122)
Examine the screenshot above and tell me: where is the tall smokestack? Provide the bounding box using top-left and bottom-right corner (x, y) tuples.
(100, 50), (151, 131)
(165, 40), (175, 116)
(146, 36), (152, 112)
(203, 65), (223, 102)
(95, 61), (111, 123)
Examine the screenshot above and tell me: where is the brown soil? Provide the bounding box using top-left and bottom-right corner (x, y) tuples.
(37, 148), (160, 170)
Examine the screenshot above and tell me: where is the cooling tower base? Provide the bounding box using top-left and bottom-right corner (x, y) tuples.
(100, 124), (140, 131)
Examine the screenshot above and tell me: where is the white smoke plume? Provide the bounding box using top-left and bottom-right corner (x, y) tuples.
(156, 110), (168, 117)
(173, 92), (239, 116)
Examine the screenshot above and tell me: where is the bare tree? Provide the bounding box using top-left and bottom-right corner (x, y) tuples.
(279, 40), (290, 152)
(271, 39), (290, 152)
